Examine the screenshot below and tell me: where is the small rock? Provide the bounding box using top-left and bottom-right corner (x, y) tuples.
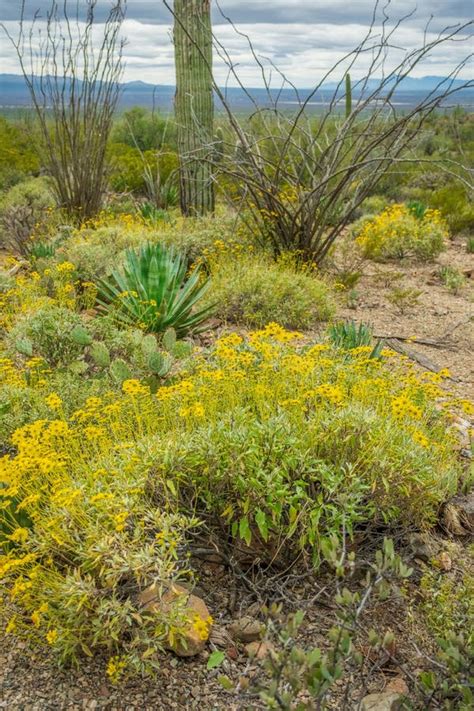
(226, 645), (239, 661)
(228, 616), (264, 643)
(139, 582), (212, 657)
(436, 551), (452, 571)
(385, 677), (409, 695)
(245, 640), (274, 660)
(360, 691), (403, 711)
(408, 533), (440, 562)
(209, 624), (231, 648)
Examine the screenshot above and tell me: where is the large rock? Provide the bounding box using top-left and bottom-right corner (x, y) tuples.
(139, 582), (212, 657)
(360, 692), (403, 711)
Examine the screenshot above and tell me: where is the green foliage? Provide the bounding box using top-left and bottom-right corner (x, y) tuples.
(97, 243), (214, 337)
(205, 253), (335, 329)
(111, 108), (176, 151)
(467, 237), (474, 254)
(107, 142), (179, 199)
(0, 116), (40, 190)
(438, 265), (465, 294)
(139, 202), (171, 225)
(415, 557), (474, 709)
(428, 184), (474, 235)
(407, 199), (427, 220)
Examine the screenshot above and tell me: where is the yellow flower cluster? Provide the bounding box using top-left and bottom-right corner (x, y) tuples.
(356, 204), (448, 260)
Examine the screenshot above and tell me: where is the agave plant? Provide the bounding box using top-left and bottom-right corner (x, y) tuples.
(97, 243), (214, 337)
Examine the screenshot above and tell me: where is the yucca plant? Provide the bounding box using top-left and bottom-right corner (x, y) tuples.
(97, 243), (214, 337)
(407, 200), (427, 220)
(328, 320), (384, 359)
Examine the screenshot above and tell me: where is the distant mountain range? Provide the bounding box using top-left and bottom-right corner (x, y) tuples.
(0, 73), (472, 111)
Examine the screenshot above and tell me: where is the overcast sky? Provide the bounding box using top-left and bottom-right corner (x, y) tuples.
(1, 1), (472, 86)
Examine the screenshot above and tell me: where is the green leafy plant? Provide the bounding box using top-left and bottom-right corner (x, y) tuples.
(387, 287), (422, 315)
(466, 237), (474, 254)
(438, 265), (465, 294)
(97, 243), (214, 337)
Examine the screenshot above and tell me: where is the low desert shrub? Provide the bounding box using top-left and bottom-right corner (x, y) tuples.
(0, 326), (465, 674)
(355, 204), (447, 261)
(412, 557), (474, 709)
(0, 117), (40, 191)
(204, 250), (335, 329)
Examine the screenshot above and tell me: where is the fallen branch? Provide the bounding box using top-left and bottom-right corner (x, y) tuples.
(384, 338), (458, 378)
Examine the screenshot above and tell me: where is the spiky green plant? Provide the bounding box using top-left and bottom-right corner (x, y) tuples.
(328, 320), (383, 358)
(407, 200), (427, 220)
(97, 243), (214, 337)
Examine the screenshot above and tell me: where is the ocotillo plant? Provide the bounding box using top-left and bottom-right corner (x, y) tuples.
(173, 0), (215, 216)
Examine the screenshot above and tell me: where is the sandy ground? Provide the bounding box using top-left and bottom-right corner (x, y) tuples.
(335, 236), (473, 399)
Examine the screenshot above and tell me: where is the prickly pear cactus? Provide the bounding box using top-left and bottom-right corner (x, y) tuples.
(90, 341), (111, 368)
(110, 358), (132, 384)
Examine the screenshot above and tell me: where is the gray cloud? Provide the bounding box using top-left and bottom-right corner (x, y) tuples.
(1, 1), (472, 86)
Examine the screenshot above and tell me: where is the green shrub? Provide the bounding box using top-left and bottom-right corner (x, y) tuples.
(58, 225), (152, 281)
(110, 107), (176, 151)
(107, 142), (179, 197)
(0, 327), (463, 675)
(429, 185), (474, 235)
(204, 253), (335, 329)
(97, 243), (214, 337)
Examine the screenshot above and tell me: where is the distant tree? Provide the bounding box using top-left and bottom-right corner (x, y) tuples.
(1, 0), (126, 221)
(171, 0), (215, 216)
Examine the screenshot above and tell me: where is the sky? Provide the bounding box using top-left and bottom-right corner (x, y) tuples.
(0, 1), (472, 87)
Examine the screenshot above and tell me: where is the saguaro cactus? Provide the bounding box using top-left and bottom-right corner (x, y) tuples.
(173, 0), (215, 216)
(345, 73), (352, 119)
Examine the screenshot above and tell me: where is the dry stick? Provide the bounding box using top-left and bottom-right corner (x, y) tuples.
(375, 316), (473, 350)
(384, 338), (459, 377)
